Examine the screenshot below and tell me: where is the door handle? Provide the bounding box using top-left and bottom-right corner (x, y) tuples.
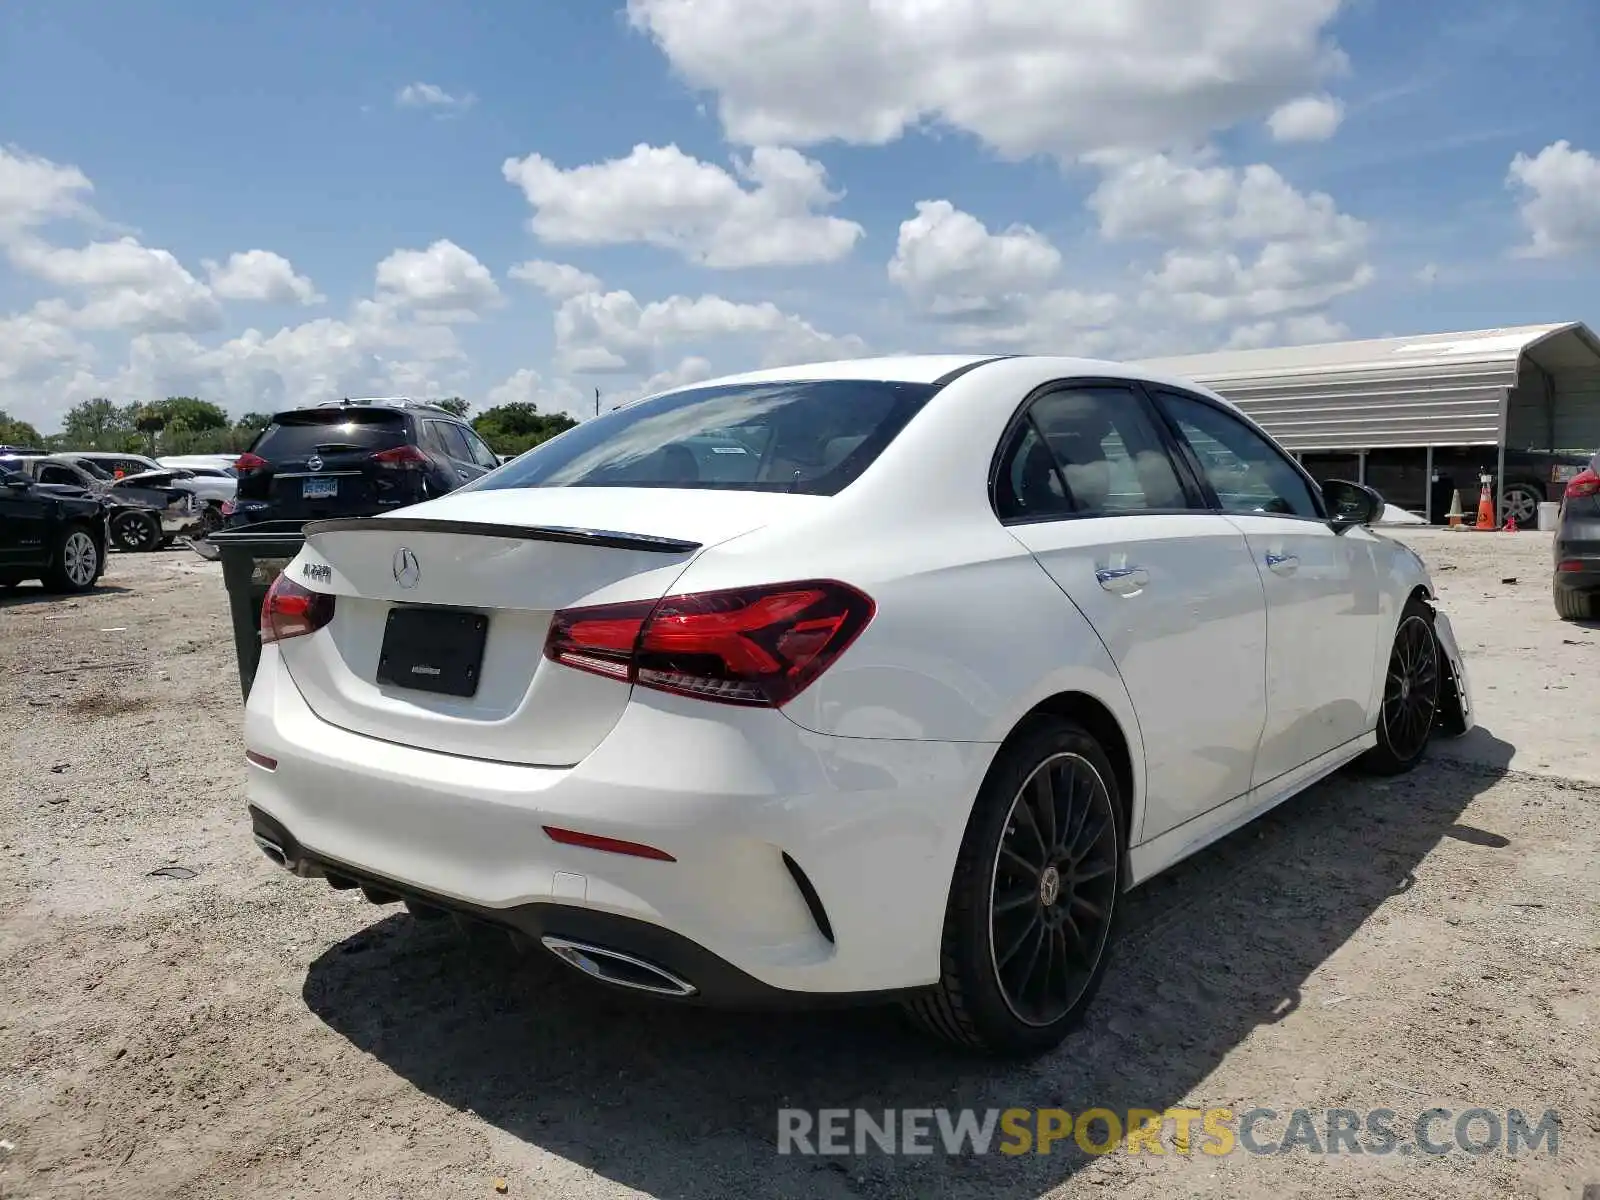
(1264, 553), (1299, 574)
(1096, 565), (1150, 594)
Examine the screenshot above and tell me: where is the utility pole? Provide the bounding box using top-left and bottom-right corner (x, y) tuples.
(595, 387), (600, 418)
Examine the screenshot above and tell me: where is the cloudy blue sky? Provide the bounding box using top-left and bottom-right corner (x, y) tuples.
(1, 0), (1597, 431)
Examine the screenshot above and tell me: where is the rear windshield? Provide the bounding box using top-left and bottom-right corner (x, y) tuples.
(470, 379), (940, 496)
(251, 409), (410, 460)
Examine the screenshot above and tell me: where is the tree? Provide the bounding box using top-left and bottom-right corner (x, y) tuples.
(153, 396), (229, 433)
(471, 402), (577, 456)
(60, 398), (139, 450)
(433, 396), (471, 419)
(134, 406), (167, 456)
(238, 412), (272, 431)
(0, 411), (43, 448)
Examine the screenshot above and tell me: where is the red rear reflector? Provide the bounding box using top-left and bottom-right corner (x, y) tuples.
(245, 750), (278, 770)
(260, 572), (336, 644)
(1564, 469), (1600, 499)
(542, 826), (676, 862)
(1557, 560), (1585, 573)
(544, 579), (875, 707)
(235, 452), (268, 472)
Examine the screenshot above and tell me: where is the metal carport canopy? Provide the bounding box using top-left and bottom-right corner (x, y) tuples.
(1132, 322), (1600, 452)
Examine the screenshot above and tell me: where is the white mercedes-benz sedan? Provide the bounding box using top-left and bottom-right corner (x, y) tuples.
(244, 354), (1473, 1057)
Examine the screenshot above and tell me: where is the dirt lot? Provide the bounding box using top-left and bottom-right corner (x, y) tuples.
(2, 530), (1597, 1199)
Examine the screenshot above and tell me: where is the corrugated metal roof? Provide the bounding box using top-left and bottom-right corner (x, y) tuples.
(1133, 322), (1600, 451)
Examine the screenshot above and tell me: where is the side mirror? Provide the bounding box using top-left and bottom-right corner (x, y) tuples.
(3, 477), (30, 491)
(1322, 478), (1383, 532)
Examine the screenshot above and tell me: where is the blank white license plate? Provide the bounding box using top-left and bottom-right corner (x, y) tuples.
(302, 477), (338, 499)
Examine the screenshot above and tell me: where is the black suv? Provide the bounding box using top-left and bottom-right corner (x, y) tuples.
(226, 398), (501, 526)
(0, 464), (109, 593)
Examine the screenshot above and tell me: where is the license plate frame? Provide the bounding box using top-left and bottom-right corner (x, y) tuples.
(375, 606), (490, 698)
(302, 476), (339, 499)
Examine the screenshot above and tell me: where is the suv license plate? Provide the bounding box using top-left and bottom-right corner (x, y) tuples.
(302, 477), (338, 499)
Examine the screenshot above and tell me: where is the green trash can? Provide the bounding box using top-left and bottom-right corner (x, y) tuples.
(191, 520), (309, 701)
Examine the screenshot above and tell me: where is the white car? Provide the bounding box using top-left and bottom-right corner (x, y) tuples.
(244, 355), (1472, 1057)
(158, 454), (243, 477)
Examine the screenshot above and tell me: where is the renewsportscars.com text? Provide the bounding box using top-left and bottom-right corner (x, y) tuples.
(777, 1106), (1560, 1158)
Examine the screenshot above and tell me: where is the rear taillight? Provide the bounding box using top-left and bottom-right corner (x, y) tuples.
(260, 572), (335, 644)
(1564, 469), (1599, 499)
(235, 452), (268, 472)
(371, 445), (429, 470)
(544, 580), (875, 707)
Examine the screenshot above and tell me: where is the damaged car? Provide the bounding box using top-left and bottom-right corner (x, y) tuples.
(0, 454), (190, 552)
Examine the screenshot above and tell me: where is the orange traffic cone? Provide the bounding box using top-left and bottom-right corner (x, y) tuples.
(1445, 490), (1464, 527)
(1474, 481), (1495, 530)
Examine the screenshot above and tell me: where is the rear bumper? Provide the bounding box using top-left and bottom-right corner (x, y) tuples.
(243, 644), (997, 999)
(1554, 526), (1600, 593)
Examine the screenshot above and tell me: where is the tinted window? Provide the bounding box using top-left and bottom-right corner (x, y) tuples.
(471, 380), (939, 496)
(39, 465), (80, 486)
(252, 410), (410, 460)
(995, 386), (1188, 519)
(72, 459), (113, 480)
(1155, 390), (1321, 519)
(995, 423), (1070, 520)
(459, 426), (500, 470)
(426, 420), (471, 462)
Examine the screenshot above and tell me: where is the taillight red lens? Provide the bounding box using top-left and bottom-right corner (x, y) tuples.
(1564, 469), (1600, 499)
(260, 572), (336, 644)
(544, 580), (875, 707)
(235, 452), (268, 472)
(371, 445), (429, 470)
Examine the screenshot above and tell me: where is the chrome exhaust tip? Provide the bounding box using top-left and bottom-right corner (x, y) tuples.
(539, 936), (698, 998)
(253, 834), (288, 868)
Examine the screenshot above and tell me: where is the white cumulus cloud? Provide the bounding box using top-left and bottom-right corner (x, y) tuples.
(1266, 94), (1345, 142)
(626, 0), (1348, 159)
(373, 239), (502, 321)
(502, 143), (863, 268)
(204, 250), (324, 305)
(1507, 140), (1600, 258)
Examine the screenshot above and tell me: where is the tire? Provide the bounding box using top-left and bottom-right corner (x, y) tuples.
(1553, 581), (1598, 621)
(904, 716), (1125, 1058)
(110, 509), (162, 553)
(1358, 598), (1442, 776)
(1498, 482), (1542, 528)
(42, 524), (101, 594)
(198, 504), (224, 537)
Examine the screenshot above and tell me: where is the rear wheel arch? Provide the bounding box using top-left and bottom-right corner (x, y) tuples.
(1006, 691), (1136, 856)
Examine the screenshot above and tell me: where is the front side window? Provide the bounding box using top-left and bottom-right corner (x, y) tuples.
(994, 385), (1189, 520)
(1155, 390), (1321, 519)
(458, 425), (500, 470)
(469, 379), (939, 496)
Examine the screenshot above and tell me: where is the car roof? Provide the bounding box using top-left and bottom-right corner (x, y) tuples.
(642, 354), (1246, 416)
(271, 397), (453, 420)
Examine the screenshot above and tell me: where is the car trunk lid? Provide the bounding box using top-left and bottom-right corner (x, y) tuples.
(277, 486), (826, 765)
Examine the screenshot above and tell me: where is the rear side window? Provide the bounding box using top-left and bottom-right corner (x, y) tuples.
(252, 410), (410, 460)
(470, 380), (940, 496)
(994, 385), (1189, 519)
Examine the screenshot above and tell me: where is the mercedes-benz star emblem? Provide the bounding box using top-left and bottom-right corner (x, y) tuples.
(392, 547), (421, 589)
(307, 455), (324, 472)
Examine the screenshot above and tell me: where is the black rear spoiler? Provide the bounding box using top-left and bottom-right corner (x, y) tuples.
(301, 516), (701, 554)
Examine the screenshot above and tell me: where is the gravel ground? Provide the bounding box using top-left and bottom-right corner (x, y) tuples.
(1, 531), (1597, 1199)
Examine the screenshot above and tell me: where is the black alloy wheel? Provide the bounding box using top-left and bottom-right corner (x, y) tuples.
(989, 751), (1120, 1028)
